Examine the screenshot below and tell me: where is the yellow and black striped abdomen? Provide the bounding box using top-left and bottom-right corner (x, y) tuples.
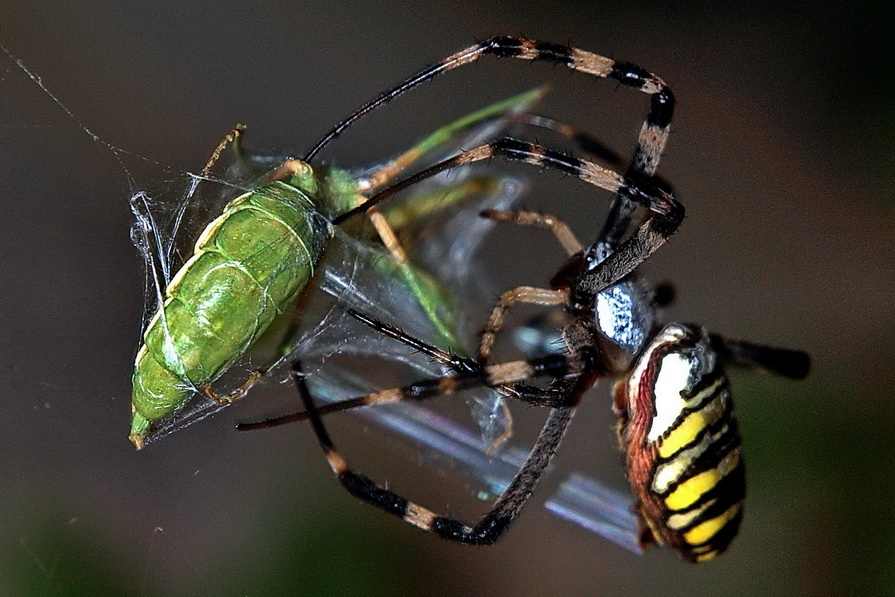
(620, 323), (745, 562)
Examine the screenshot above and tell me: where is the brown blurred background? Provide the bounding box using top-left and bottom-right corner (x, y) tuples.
(0, 1), (893, 595)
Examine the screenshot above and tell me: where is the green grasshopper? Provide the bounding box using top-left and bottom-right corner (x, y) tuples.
(129, 89), (543, 449)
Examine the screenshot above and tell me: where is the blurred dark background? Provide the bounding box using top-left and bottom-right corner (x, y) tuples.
(1, 1), (893, 595)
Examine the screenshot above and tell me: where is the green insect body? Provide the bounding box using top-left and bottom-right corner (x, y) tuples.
(129, 88), (543, 449)
(130, 165), (348, 447)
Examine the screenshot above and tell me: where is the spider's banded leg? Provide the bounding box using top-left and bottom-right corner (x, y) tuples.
(472, 111), (674, 191)
(709, 334), (811, 380)
(236, 309), (576, 431)
(347, 309), (580, 408)
(507, 113), (676, 193)
(479, 286), (569, 362)
(304, 37), (673, 166)
(238, 349), (575, 431)
(481, 209), (584, 256)
(503, 112), (673, 283)
(297, 356), (583, 544)
(596, 52), (674, 249)
(239, 370), (508, 430)
(363, 100), (663, 227)
(333, 138), (680, 225)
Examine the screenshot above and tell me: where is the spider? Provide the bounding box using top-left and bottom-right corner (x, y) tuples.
(287, 206), (809, 560)
(249, 37), (810, 561)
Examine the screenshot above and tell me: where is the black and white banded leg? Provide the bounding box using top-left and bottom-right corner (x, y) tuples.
(334, 137), (680, 226)
(237, 310), (580, 432)
(293, 357), (594, 544)
(304, 37), (673, 167)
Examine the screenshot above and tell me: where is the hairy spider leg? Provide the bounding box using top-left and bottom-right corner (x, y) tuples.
(295, 355), (590, 544)
(304, 36), (673, 177)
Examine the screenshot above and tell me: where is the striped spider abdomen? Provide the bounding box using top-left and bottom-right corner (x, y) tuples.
(619, 323), (744, 562)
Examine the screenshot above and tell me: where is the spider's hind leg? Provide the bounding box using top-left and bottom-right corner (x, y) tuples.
(293, 353), (583, 544)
